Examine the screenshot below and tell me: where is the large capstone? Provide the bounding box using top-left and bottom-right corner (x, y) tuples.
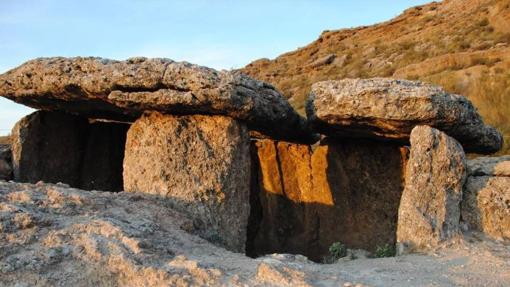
(462, 156), (510, 241)
(306, 78), (503, 154)
(248, 138), (407, 262)
(123, 112), (251, 252)
(0, 57), (314, 143)
(11, 111), (128, 191)
(397, 125), (467, 254)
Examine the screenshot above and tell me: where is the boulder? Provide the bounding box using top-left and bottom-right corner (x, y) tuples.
(0, 144), (12, 181)
(306, 78), (503, 154)
(397, 125), (467, 254)
(123, 112), (251, 252)
(0, 57), (314, 143)
(248, 138), (407, 261)
(11, 111), (128, 191)
(462, 156), (510, 240)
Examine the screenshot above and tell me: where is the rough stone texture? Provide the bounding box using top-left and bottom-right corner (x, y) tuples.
(0, 144), (12, 181)
(397, 125), (467, 254)
(462, 156), (510, 241)
(2, 181), (510, 287)
(11, 111), (127, 191)
(466, 156), (510, 177)
(306, 78), (503, 154)
(11, 111), (89, 186)
(123, 112), (251, 252)
(248, 138), (407, 262)
(0, 57), (314, 142)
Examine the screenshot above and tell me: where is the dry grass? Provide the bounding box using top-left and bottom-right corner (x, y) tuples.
(242, 0), (510, 154)
(0, 135), (10, 145)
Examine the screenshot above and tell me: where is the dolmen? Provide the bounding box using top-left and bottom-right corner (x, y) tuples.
(0, 59), (506, 260)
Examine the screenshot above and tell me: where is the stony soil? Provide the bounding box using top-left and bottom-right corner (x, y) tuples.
(0, 181), (509, 287)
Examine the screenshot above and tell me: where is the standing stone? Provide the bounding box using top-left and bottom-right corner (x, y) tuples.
(462, 156), (510, 240)
(11, 111), (89, 186)
(249, 138), (406, 261)
(11, 111), (128, 191)
(397, 125), (467, 254)
(123, 112), (251, 252)
(0, 144), (12, 181)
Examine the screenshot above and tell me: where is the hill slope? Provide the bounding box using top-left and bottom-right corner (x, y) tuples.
(242, 0), (510, 154)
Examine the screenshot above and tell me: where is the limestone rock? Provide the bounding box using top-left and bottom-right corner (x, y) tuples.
(1, 181), (510, 286)
(466, 156), (510, 177)
(306, 78), (503, 154)
(462, 156), (510, 240)
(397, 125), (467, 254)
(11, 111), (89, 186)
(0, 57), (313, 142)
(11, 111), (128, 191)
(123, 112), (251, 252)
(0, 144), (11, 181)
(248, 138), (407, 261)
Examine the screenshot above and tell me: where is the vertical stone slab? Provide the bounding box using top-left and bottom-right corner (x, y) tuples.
(249, 138), (406, 261)
(11, 111), (128, 191)
(462, 156), (510, 240)
(0, 144), (12, 181)
(11, 111), (89, 186)
(123, 112), (251, 252)
(397, 125), (467, 254)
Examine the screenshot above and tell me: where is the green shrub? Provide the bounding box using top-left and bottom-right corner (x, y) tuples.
(329, 242), (347, 259)
(375, 244), (396, 258)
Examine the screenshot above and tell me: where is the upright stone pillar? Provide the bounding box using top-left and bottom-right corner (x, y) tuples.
(123, 112), (251, 252)
(397, 125), (467, 254)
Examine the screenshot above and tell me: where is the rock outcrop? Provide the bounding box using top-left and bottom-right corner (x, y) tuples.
(11, 111), (128, 191)
(2, 181), (510, 287)
(0, 57), (313, 142)
(462, 156), (510, 240)
(306, 78), (503, 154)
(397, 125), (467, 254)
(123, 112), (251, 252)
(0, 144), (11, 181)
(249, 138), (407, 261)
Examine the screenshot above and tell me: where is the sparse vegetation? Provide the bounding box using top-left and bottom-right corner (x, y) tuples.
(328, 242), (347, 260)
(375, 244), (396, 258)
(242, 0), (510, 155)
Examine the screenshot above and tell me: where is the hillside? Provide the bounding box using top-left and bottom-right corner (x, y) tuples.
(242, 0), (510, 154)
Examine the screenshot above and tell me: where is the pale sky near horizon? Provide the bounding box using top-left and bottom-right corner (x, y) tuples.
(0, 0), (430, 135)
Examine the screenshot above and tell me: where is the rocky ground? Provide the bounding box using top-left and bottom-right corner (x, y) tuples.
(0, 180), (509, 287)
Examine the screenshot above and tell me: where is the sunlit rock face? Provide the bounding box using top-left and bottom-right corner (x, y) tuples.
(123, 112), (251, 252)
(248, 138), (407, 262)
(462, 156), (510, 241)
(397, 126), (467, 254)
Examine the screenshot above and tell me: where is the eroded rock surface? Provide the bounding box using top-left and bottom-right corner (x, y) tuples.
(249, 138), (407, 261)
(1, 181), (509, 286)
(11, 111), (128, 191)
(306, 78), (503, 154)
(397, 125), (467, 254)
(123, 112), (251, 252)
(0, 57), (313, 142)
(462, 156), (510, 241)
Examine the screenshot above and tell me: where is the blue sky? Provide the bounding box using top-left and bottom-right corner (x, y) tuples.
(0, 0), (429, 135)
